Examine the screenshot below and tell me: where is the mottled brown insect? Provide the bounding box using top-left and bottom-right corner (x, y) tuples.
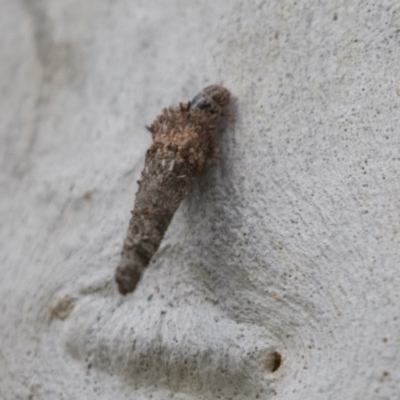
(115, 85), (231, 295)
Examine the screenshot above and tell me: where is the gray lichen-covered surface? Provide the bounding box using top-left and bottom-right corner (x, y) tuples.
(1, 0), (400, 399)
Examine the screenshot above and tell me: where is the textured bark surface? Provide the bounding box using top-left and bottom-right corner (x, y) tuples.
(1, 1), (400, 399)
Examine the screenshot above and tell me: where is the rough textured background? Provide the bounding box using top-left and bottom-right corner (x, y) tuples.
(1, 0), (400, 399)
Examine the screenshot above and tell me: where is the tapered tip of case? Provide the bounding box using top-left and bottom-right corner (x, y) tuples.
(115, 266), (143, 295)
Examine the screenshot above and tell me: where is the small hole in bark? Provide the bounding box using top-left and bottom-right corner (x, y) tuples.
(82, 191), (93, 201)
(266, 351), (282, 372)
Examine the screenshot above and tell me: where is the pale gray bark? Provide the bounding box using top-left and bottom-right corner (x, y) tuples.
(1, 1), (400, 399)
